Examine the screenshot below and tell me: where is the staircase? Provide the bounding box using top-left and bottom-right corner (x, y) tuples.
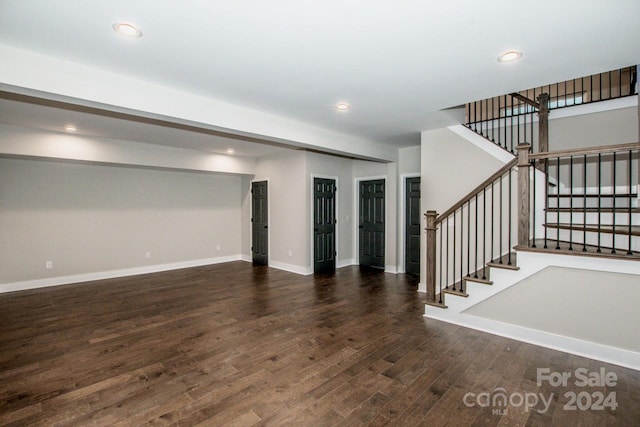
(425, 66), (640, 310)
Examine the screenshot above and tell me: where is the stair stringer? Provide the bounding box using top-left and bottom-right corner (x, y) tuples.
(424, 251), (640, 370)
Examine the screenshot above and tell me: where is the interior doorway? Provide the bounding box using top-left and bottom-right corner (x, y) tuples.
(313, 177), (336, 273)
(405, 176), (421, 275)
(359, 179), (385, 269)
(251, 181), (268, 265)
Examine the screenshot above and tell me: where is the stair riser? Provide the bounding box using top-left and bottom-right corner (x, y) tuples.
(543, 228), (639, 251)
(546, 212), (640, 225)
(548, 199), (638, 209)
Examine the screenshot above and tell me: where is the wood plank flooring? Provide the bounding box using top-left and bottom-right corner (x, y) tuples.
(1, 262), (639, 426)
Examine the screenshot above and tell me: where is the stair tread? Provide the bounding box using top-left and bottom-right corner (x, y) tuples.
(545, 207), (640, 213)
(425, 294), (448, 309)
(443, 286), (469, 297)
(464, 276), (493, 285)
(517, 239), (639, 259)
(486, 253), (519, 270)
(544, 223), (640, 236)
(550, 193), (638, 198)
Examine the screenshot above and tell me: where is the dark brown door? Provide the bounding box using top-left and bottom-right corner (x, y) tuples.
(251, 181), (268, 265)
(313, 178), (336, 273)
(359, 179), (385, 269)
(405, 176), (421, 275)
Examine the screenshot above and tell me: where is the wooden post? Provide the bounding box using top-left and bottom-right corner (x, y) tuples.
(517, 144), (531, 248)
(537, 93), (549, 155)
(425, 211), (438, 303)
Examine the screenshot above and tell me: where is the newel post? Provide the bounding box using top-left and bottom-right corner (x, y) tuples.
(517, 144), (531, 248)
(425, 210), (438, 303)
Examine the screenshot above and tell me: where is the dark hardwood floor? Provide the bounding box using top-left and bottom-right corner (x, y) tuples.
(1, 262), (638, 426)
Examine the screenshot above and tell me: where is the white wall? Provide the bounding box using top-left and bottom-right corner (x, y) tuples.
(0, 124), (256, 175)
(252, 150), (309, 273)
(0, 158), (242, 287)
(550, 105), (638, 150)
(398, 146), (421, 273)
(419, 127), (506, 291)
(306, 152), (354, 267)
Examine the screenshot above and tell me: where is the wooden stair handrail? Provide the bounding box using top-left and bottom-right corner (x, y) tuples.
(435, 158), (517, 224)
(530, 142), (640, 160)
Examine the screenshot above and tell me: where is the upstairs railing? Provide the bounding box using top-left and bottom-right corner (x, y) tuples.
(426, 142), (640, 307)
(524, 142), (640, 255)
(464, 65), (637, 154)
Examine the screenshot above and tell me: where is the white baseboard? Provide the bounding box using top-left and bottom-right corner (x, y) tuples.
(337, 259), (356, 269)
(269, 261), (313, 276)
(425, 252), (640, 371)
(0, 255), (244, 294)
(240, 254), (252, 263)
(385, 265), (398, 274)
(417, 282), (426, 293)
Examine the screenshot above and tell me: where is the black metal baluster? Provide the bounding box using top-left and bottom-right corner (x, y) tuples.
(517, 100), (521, 147)
(498, 95), (502, 148)
(439, 222), (443, 304)
(475, 193), (479, 277)
(473, 101), (477, 133)
(499, 174), (503, 263)
(446, 216), (449, 287)
(618, 69), (622, 98)
(599, 72), (602, 101)
(569, 156), (574, 250)
(532, 158), (537, 247)
(597, 153), (602, 253)
(556, 157), (561, 249)
(491, 181), (495, 264)
(510, 96), (514, 153)
(483, 98), (488, 138)
(503, 95), (507, 149)
(544, 156), (548, 248)
(628, 150), (633, 255)
(452, 210), (456, 291)
(583, 155), (587, 251)
(612, 152), (617, 253)
(491, 97), (494, 142)
(573, 78), (577, 105)
(483, 187), (487, 279)
(467, 201), (471, 276)
(508, 169), (512, 265)
(530, 109), (534, 152)
(608, 71), (612, 99)
(460, 205), (464, 287)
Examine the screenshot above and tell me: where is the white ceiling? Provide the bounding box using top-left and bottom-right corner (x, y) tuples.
(0, 0), (639, 156)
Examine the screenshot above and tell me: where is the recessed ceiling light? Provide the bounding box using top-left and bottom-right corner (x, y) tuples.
(226, 148), (235, 154)
(112, 22), (143, 38)
(498, 50), (523, 63)
(64, 125), (77, 132)
(335, 103), (351, 111)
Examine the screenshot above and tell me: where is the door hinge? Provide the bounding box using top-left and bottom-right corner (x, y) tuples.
(334, 219), (337, 224)
(334, 251), (337, 256)
(251, 246), (254, 251)
(251, 217), (253, 222)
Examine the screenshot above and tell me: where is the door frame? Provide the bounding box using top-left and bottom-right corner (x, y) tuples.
(310, 174), (339, 271)
(250, 177), (270, 266)
(400, 173), (421, 274)
(353, 175), (387, 268)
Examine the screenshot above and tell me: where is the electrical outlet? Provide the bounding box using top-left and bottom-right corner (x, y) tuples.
(145, 252), (151, 259)
(216, 244), (221, 251)
(45, 261), (53, 269)
(288, 250), (292, 257)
